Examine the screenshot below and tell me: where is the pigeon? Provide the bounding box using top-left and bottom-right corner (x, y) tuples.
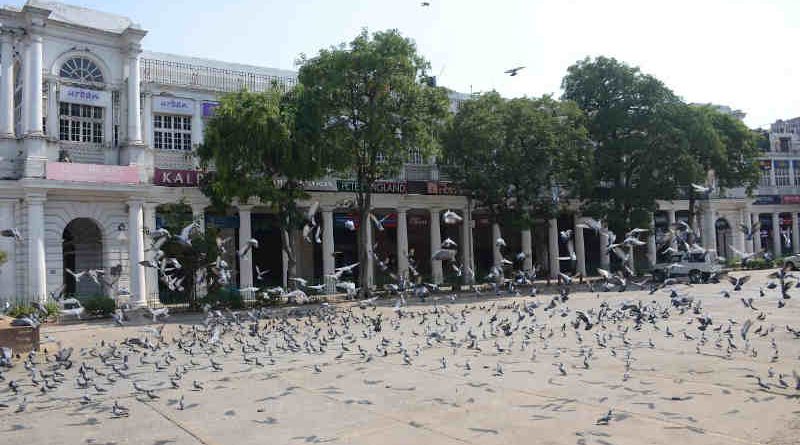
(504, 66), (525, 76)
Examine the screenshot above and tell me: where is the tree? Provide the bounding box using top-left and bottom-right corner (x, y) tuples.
(197, 87), (328, 286)
(442, 91), (592, 242)
(296, 29), (451, 295)
(562, 56), (690, 235)
(562, 56), (760, 248)
(155, 202), (221, 307)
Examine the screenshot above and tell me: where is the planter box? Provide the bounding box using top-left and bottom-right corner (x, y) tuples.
(0, 318), (40, 357)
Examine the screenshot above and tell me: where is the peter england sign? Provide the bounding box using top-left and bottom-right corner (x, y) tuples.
(154, 168), (205, 187)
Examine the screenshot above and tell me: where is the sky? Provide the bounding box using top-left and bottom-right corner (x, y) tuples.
(26, 0), (800, 129)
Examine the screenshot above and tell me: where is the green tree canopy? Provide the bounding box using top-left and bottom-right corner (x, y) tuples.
(562, 56), (759, 237)
(442, 92), (592, 229)
(295, 29), (451, 293)
(197, 86), (327, 283)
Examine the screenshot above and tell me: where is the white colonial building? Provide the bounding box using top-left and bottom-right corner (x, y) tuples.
(0, 1), (792, 307)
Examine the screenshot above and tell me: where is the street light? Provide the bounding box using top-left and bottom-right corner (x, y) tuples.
(116, 223), (127, 242)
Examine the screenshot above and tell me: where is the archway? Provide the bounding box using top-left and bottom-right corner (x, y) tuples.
(715, 218), (732, 261)
(63, 218), (103, 296)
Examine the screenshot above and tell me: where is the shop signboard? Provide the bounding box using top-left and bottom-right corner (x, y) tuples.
(753, 195), (780, 205)
(153, 96), (194, 115)
(782, 195), (800, 204)
(46, 162), (139, 184)
(154, 168), (206, 187)
(59, 86), (109, 106)
(336, 180), (407, 194)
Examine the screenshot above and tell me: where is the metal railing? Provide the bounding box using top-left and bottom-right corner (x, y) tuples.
(141, 58), (297, 94)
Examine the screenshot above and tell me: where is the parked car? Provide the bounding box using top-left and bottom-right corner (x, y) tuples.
(651, 251), (721, 283)
(782, 254), (800, 270)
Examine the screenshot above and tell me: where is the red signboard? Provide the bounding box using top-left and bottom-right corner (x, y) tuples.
(782, 195), (800, 204)
(154, 168), (205, 187)
(46, 162), (139, 184)
(426, 181), (460, 195)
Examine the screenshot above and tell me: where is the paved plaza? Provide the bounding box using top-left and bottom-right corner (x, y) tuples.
(2, 269), (800, 445)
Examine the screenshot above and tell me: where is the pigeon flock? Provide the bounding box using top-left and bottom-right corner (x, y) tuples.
(2, 202), (800, 443)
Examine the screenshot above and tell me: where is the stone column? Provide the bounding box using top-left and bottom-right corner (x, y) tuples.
(735, 209), (747, 254)
(22, 30), (46, 178)
(599, 224), (610, 270)
(45, 79), (58, 139)
(26, 193), (46, 302)
(191, 204), (205, 233)
(429, 208), (443, 284)
(0, 201), (15, 300)
(238, 205), (253, 289)
(141, 93), (152, 147)
(574, 215), (587, 276)
(461, 207), (474, 283)
(142, 203), (159, 301)
(365, 210), (374, 287)
(521, 228), (533, 273)
(772, 212), (782, 256)
(322, 207), (335, 293)
(548, 218), (560, 279)
(396, 207), (409, 280)
(792, 212), (800, 254)
(126, 46), (143, 144)
(753, 213), (763, 253)
(667, 209), (676, 227)
(492, 223), (503, 267)
(127, 198), (147, 308)
(0, 32), (15, 137)
(23, 33), (43, 136)
(702, 203), (717, 254)
(647, 213), (657, 268)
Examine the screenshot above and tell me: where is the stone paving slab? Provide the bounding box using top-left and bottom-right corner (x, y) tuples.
(1, 268), (799, 444)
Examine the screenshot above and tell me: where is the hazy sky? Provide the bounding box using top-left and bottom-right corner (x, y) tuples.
(30, 0), (799, 128)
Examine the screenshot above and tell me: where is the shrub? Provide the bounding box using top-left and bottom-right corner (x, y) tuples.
(199, 287), (244, 310)
(744, 258), (772, 270)
(6, 303), (35, 318)
(44, 301), (60, 318)
(79, 295), (116, 316)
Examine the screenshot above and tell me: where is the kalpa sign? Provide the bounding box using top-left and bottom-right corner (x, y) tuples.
(59, 86), (109, 106)
(153, 96), (195, 115)
(154, 168), (206, 187)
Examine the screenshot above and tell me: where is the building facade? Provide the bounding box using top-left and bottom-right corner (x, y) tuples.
(0, 1), (793, 307)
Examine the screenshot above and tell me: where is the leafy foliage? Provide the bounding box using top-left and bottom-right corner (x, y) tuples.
(296, 29), (451, 292)
(442, 92), (592, 227)
(198, 87), (328, 282)
(79, 295), (116, 316)
(562, 56), (759, 235)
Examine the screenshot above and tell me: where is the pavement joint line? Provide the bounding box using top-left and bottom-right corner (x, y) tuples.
(272, 372), (475, 445)
(138, 398), (216, 445)
(365, 350), (770, 445)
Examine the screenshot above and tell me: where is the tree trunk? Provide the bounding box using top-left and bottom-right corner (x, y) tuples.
(281, 227), (297, 289)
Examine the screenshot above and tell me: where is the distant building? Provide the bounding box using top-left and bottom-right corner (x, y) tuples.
(690, 103), (746, 121)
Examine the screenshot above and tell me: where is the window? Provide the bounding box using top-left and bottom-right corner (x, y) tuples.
(774, 160), (790, 187)
(760, 168), (772, 187)
(59, 57), (104, 83)
(794, 161), (800, 187)
(780, 138), (792, 152)
(408, 148), (423, 165)
(153, 114), (192, 150)
(59, 102), (103, 143)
